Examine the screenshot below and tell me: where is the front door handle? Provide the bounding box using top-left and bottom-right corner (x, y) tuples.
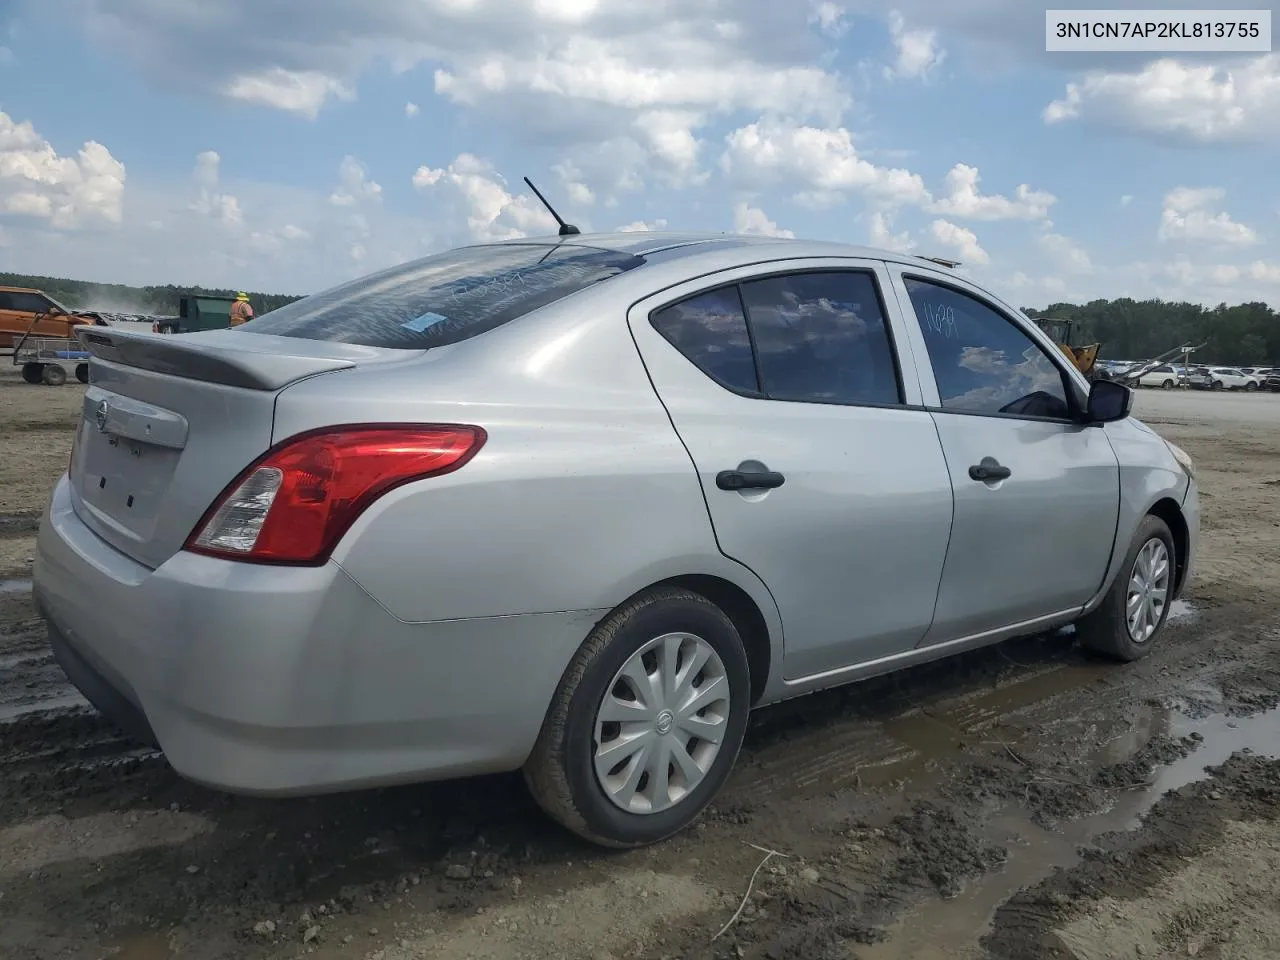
(968, 458), (1012, 483)
(716, 469), (786, 491)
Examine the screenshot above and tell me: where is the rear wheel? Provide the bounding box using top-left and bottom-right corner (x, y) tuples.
(1077, 514), (1176, 662)
(1212, 380), (1224, 390)
(1245, 381), (1257, 392)
(21, 363), (44, 384)
(42, 364), (67, 386)
(1161, 379), (1174, 390)
(524, 587), (751, 848)
(75, 363), (90, 384)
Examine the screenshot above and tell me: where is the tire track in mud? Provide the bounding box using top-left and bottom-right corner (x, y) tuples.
(0, 589), (165, 823)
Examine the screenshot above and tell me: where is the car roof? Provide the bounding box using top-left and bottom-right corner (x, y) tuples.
(475, 231), (954, 271)
(0, 286), (42, 295)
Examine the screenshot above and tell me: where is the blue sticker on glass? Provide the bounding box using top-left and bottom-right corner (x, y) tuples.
(402, 311), (449, 332)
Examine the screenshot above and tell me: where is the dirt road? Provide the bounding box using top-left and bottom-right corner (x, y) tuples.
(3, 371), (1279, 960)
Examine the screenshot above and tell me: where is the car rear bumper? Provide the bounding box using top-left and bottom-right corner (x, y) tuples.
(35, 475), (605, 796)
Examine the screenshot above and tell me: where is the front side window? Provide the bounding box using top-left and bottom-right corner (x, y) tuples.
(904, 277), (1071, 419)
(650, 286), (759, 393)
(7, 293), (55, 314)
(247, 243), (645, 349)
(739, 271), (901, 406)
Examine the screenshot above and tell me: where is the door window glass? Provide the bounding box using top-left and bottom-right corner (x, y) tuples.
(8, 293), (55, 314)
(740, 271), (901, 406)
(904, 277), (1071, 419)
(650, 286), (759, 393)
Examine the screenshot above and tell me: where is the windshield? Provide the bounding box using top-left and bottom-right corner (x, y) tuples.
(246, 243), (646, 349)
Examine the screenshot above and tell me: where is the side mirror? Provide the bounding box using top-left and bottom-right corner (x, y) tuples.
(1086, 378), (1133, 423)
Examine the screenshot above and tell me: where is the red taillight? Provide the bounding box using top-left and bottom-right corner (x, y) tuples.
(184, 424), (486, 565)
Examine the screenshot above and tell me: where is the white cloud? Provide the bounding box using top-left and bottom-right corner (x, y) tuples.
(75, 0), (853, 195)
(930, 219), (989, 264)
(1250, 262), (1280, 283)
(0, 109), (125, 228)
(733, 201), (794, 238)
(928, 163), (1055, 221)
(328, 156), (383, 207)
(1120, 194), (1134, 207)
(809, 2), (849, 38)
(868, 211), (913, 251)
(885, 10), (944, 81)
(413, 152), (558, 241)
(1042, 55), (1280, 144)
(1158, 187), (1258, 246)
(405, 101), (420, 118)
(616, 218), (669, 232)
(188, 151), (242, 227)
(1038, 231), (1091, 273)
(721, 120), (929, 207)
(223, 68), (354, 120)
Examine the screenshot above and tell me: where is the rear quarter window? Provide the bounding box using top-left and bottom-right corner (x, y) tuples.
(245, 243), (645, 349)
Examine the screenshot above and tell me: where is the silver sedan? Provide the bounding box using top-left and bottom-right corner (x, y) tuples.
(35, 232), (1199, 847)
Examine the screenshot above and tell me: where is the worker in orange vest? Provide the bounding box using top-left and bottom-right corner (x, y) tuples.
(229, 292), (254, 327)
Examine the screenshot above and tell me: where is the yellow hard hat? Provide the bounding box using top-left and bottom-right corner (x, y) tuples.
(236, 292), (249, 301)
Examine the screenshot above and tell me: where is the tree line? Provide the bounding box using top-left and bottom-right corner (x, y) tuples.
(0, 273), (302, 317)
(4, 270), (1277, 365)
(1029, 298), (1280, 366)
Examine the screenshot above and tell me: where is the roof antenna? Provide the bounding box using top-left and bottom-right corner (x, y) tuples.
(523, 176), (580, 236)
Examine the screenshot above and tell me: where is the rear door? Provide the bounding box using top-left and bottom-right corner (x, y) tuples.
(628, 260), (955, 679)
(884, 267), (1121, 644)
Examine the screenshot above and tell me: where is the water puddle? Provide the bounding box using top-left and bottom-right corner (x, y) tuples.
(1167, 598), (1198, 622)
(0, 578), (32, 596)
(859, 698), (1280, 959)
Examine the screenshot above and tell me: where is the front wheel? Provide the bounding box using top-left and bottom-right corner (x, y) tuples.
(75, 363), (90, 384)
(1212, 380), (1224, 390)
(1076, 514), (1176, 662)
(1245, 382), (1257, 392)
(21, 362), (44, 384)
(524, 587), (751, 848)
(42, 364), (68, 386)
(1161, 379), (1174, 390)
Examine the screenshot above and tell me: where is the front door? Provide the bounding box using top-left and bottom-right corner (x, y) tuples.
(886, 268), (1121, 644)
(628, 262), (955, 679)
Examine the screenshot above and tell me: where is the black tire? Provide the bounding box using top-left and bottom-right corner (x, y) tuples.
(75, 363), (90, 384)
(1161, 379), (1174, 390)
(42, 364), (68, 386)
(1212, 380), (1223, 390)
(524, 587), (752, 848)
(1076, 514), (1177, 662)
(1245, 382), (1257, 392)
(21, 362), (44, 384)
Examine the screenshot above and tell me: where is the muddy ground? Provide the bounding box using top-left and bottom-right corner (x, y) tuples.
(2, 369), (1279, 960)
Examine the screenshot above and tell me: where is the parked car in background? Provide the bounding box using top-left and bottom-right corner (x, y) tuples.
(0, 287), (97, 350)
(1137, 364), (1182, 389)
(35, 232), (1200, 848)
(1186, 366), (1215, 390)
(1263, 370), (1280, 392)
(1207, 367), (1260, 391)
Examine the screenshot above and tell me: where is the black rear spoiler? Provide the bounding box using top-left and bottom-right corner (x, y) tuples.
(76, 326), (358, 391)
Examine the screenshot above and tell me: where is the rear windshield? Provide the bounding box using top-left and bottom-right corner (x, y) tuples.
(245, 243), (645, 349)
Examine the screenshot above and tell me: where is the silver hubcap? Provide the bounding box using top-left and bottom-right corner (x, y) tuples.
(1126, 538), (1170, 643)
(593, 632), (731, 815)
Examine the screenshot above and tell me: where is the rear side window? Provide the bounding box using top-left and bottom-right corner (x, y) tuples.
(650, 287), (760, 393)
(246, 243), (645, 349)
(740, 271), (901, 406)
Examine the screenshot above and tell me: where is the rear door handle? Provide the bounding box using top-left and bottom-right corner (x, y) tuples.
(716, 469), (786, 491)
(968, 458), (1012, 483)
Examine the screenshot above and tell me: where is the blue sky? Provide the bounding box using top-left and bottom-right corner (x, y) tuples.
(1, 0), (1277, 308)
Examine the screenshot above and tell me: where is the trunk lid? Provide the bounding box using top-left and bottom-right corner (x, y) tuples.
(70, 327), (419, 569)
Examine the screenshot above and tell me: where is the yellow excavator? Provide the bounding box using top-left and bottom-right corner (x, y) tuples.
(1031, 317), (1101, 379)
